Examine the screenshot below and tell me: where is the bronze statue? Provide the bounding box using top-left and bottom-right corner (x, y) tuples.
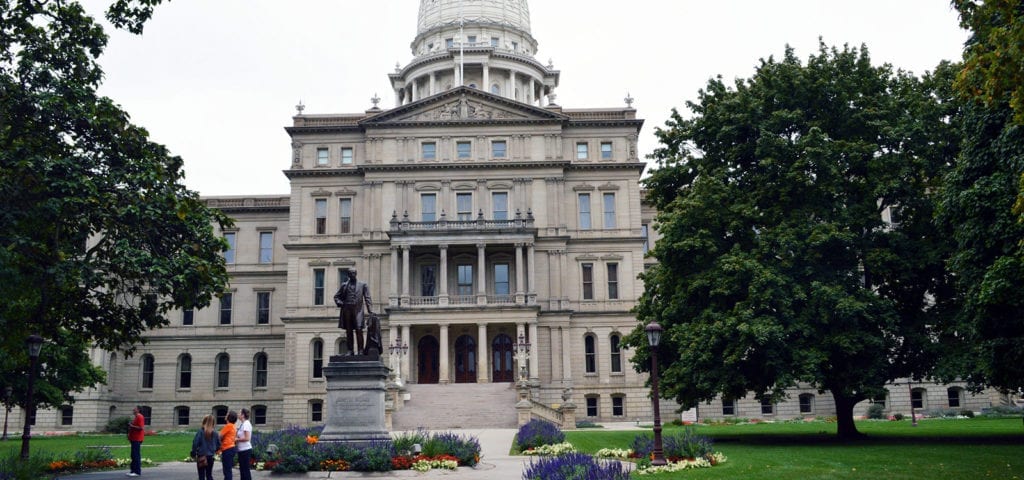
(334, 268), (374, 355)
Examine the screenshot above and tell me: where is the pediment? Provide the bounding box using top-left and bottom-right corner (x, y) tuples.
(361, 87), (567, 126)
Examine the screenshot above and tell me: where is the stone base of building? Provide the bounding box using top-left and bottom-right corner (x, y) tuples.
(319, 355), (390, 445)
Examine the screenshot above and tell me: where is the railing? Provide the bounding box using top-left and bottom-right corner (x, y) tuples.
(487, 294), (515, 305)
(407, 296), (439, 306)
(390, 217), (534, 232)
(448, 295), (477, 305)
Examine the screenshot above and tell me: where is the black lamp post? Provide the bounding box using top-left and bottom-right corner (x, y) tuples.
(2, 385), (12, 440)
(20, 334), (43, 459)
(645, 322), (667, 466)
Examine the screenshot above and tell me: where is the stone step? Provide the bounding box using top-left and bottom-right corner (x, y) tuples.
(392, 382), (519, 430)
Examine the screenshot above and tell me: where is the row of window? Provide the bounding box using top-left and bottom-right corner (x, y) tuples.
(720, 387), (968, 416)
(182, 290), (272, 326)
(577, 192), (617, 229)
(315, 146), (354, 167)
(581, 263), (620, 301)
(576, 142), (615, 161)
(584, 394), (627, 417)
(137, 352), (269, 390)
(417, 191), (510, 221)
(223, 230), (274, 264)
(412, 140), (615, 162)
(36, 404), (269, 428)
(583, 333), (624, 374)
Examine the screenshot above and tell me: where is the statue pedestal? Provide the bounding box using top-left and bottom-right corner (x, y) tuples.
(319, 355), (390, 445)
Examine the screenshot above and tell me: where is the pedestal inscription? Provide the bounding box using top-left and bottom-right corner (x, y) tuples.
(319, 355), (390, 445)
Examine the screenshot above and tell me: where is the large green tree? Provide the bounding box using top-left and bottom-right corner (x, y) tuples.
(631, 44), (958, 439)
(0, 0), (229, 408)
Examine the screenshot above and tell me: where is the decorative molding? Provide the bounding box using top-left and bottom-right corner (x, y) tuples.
(573, 183), (596, 192)
(597, 182), (620, 191)
(309, 188), (332, 197)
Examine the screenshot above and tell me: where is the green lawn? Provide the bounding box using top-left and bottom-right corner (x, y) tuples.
(566, 417), (1024, 479)
(0, 431), (194, 463)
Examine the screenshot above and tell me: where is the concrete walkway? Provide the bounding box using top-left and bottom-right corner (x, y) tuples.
(57, 428), (529, 480)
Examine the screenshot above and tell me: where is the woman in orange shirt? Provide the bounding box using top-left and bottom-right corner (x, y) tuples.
(217, 411), (238, 480)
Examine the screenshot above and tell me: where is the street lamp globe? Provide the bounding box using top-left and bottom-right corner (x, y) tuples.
(645, 321), (662, 347)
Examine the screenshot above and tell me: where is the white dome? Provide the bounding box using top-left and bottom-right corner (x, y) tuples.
(417, 0), (531, 35)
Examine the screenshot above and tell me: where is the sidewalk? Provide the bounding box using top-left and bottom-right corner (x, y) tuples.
(57, 429), (527, 480)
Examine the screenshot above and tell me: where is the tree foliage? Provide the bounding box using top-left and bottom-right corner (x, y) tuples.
(954, 0), (1024, 125)
(0, 0), (229, 406)
(630, 43), (958, 439)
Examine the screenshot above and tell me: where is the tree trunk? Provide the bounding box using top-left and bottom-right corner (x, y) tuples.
(831, 390), (866, 440)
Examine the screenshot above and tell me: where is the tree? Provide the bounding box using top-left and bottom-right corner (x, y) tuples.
(954, 0), (1024, 125)
(0, 0), (229, 407)
(630, 43), (958, 439)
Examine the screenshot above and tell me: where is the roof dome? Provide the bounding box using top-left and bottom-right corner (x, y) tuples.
(417, 0), (531, 35)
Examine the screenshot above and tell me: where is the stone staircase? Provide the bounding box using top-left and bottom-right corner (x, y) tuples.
(391, 382), (519, 430)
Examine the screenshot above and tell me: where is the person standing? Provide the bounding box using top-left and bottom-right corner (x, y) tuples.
(217, 411), (238, 480)
(191, 415), (219, 480)
(127, 406), (145, 477)
(235, 408), (253, 480)
(334, 268), (373, 355)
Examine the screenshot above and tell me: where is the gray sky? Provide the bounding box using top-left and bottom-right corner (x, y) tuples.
(85, 1), (968, 196)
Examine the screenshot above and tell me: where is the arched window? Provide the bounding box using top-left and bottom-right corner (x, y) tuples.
(609, 334), (622, 373)
(312, 339), (324, 378)
(140, 354), (154, 389)
(252, 405), (267, 425)
(175, 406), (190, 426)
(722, 398), (736, 416)
(178, 354), (192, 389)
(213, 405), (228, 424)
(215, 353), (230, 388)
(799, 393), (815, 414)
(584, 335), (597, 373)
(491, 84), (501, 95)
(912, 388), (927, 409)
(253, 353), (268, 388)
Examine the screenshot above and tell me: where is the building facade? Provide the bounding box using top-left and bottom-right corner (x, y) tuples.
(15, 0), (1005, 433)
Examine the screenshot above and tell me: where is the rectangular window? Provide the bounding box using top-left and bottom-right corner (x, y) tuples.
(141, 355), (154, 389)
(761, 398), (774, 415)
(578, 193), (592, 229)
(511, 41), (518, 51)
(576, 142), (588, 160)
(445, 38), (453, 49)
(586, 397), (598, 417)
(176, 407), (189, 426)
(216, 355), (230, 388)
(313, 268), (325, 305)
(911, 390), (924, 409)
(641, 224), (650, 254)
(259, 231), (273, 264)
(607, 263), (619, 300)
(314, 198), (327, 234)
(179, 355), (191, 389)
(490, 37), (499, 47)
(800, 394), (815, 414)
(254, 355), (268, 388)
(601, 141), (612, 160)
(253, 406), (267, 425)
(421, 265), (436, 296)
(492, 140), (507, 158)
(341, 147), (353, 164)
(339, 198), (352, 233)
(723, 399), (736, 416)
(139, 406), (152, 425)
(311, 402), (323, 422)
(457, 265), (473, 295)
(224, 232), (236, 264)
(421, 193), (437, 222)
(610, 335), (622, 373)
(456, 193), (473, 221)
(422, 142), (437, 160)
(603, 193), (616, 228)
(467, 35), (477, 44)
(257, 292), (270, 324)
(582, 263), (594, 300)
(456, 141), (472, 159)
(61, 406), (73, 425)
(182, 308), (194, 326)
(612, 396), (624, 416)
(219, 293), (232, 325)
(948, 388), (961, 408)
(316, 147), (329, 166)
(492, 192), (508, 220)
(494, 263), (510, 295)
(584, 335), (597, 373)
(312, 340), (324, 378)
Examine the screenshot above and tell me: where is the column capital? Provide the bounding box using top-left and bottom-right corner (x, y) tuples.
(476, 243), (486, 250)
(439, 244), (449, 250)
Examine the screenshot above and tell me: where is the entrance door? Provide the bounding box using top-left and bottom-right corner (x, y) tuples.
(492, 334), (514, 382)
(454, 335), (477, 383)
(417, 336), (439, 384)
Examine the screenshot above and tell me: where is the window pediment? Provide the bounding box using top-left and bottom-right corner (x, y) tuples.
(573, 183), (596, 192)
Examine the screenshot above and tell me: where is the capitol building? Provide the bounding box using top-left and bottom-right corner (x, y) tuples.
(20, 0), (998, 432)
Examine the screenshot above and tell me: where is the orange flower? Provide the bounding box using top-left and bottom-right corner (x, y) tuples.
(306, 435), (318, 444)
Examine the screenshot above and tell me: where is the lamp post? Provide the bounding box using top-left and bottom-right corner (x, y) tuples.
(388, 335), (408, 384)
(20, 334), (43, 459)
(2, 385), (12, 440)
(515, 333), (531, 381)
(645, 322), (667, 466)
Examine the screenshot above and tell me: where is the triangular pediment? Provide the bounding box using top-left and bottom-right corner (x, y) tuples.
(361, 86), (567, 126)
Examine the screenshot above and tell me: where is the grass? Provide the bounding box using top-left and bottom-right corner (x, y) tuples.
(0, 431), (194, 463)
(565, 417), (1024, 479)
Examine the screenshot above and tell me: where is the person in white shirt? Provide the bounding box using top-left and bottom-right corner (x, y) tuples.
(235, 408), (253, 480)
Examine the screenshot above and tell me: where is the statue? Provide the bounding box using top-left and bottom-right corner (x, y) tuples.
(334, 268), (374, 356)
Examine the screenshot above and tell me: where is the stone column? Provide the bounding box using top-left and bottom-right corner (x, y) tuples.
(528, 77), (535, 105)
(389, 246), (399, 306)
(401, 325), (411, 381)
(477, 243), (487, 304)
(401, 245), (411, 305)
(550, 326), (561, 380)
(430, 72), (437, 96)
(439, 324), (450, 384)
(477, 323), (489, 383)
(394, 88), (402, 107)
(439, 244), (449, 305)
(515, 242), (525, 304)
(529, 323), (539, 380)
(561, 325), (572, 382)
(483, 63), (490, 91)
(527, 243), (536, 304)
(411, 79), (418, 102)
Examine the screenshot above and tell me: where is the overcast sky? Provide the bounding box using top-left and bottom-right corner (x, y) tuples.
(83, 0), (969, 197)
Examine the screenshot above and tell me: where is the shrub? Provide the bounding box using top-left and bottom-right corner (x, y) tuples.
(103, 416), (132, 434)
(981, 405), (1023, 416)
(424, 432), (480, 466)
(960, 409), (975, 418)
(866, 403), (886, 419)
(522, 452), (630, 480)
(632, 428), (713, 460)
(576, 420), (603, 429)
(630, 434), (654, 459)
(892, 413), (905, 421)
(392, 429), (428, 456)
(0, 452), (55, 480)
(516, 419), (565, 450)
(349, 441), (394, 472)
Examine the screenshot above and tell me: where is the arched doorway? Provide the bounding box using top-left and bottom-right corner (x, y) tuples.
(417, 336), (439, 384)
(492, 334), (514, 382)
(454, 335), (477, 383)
